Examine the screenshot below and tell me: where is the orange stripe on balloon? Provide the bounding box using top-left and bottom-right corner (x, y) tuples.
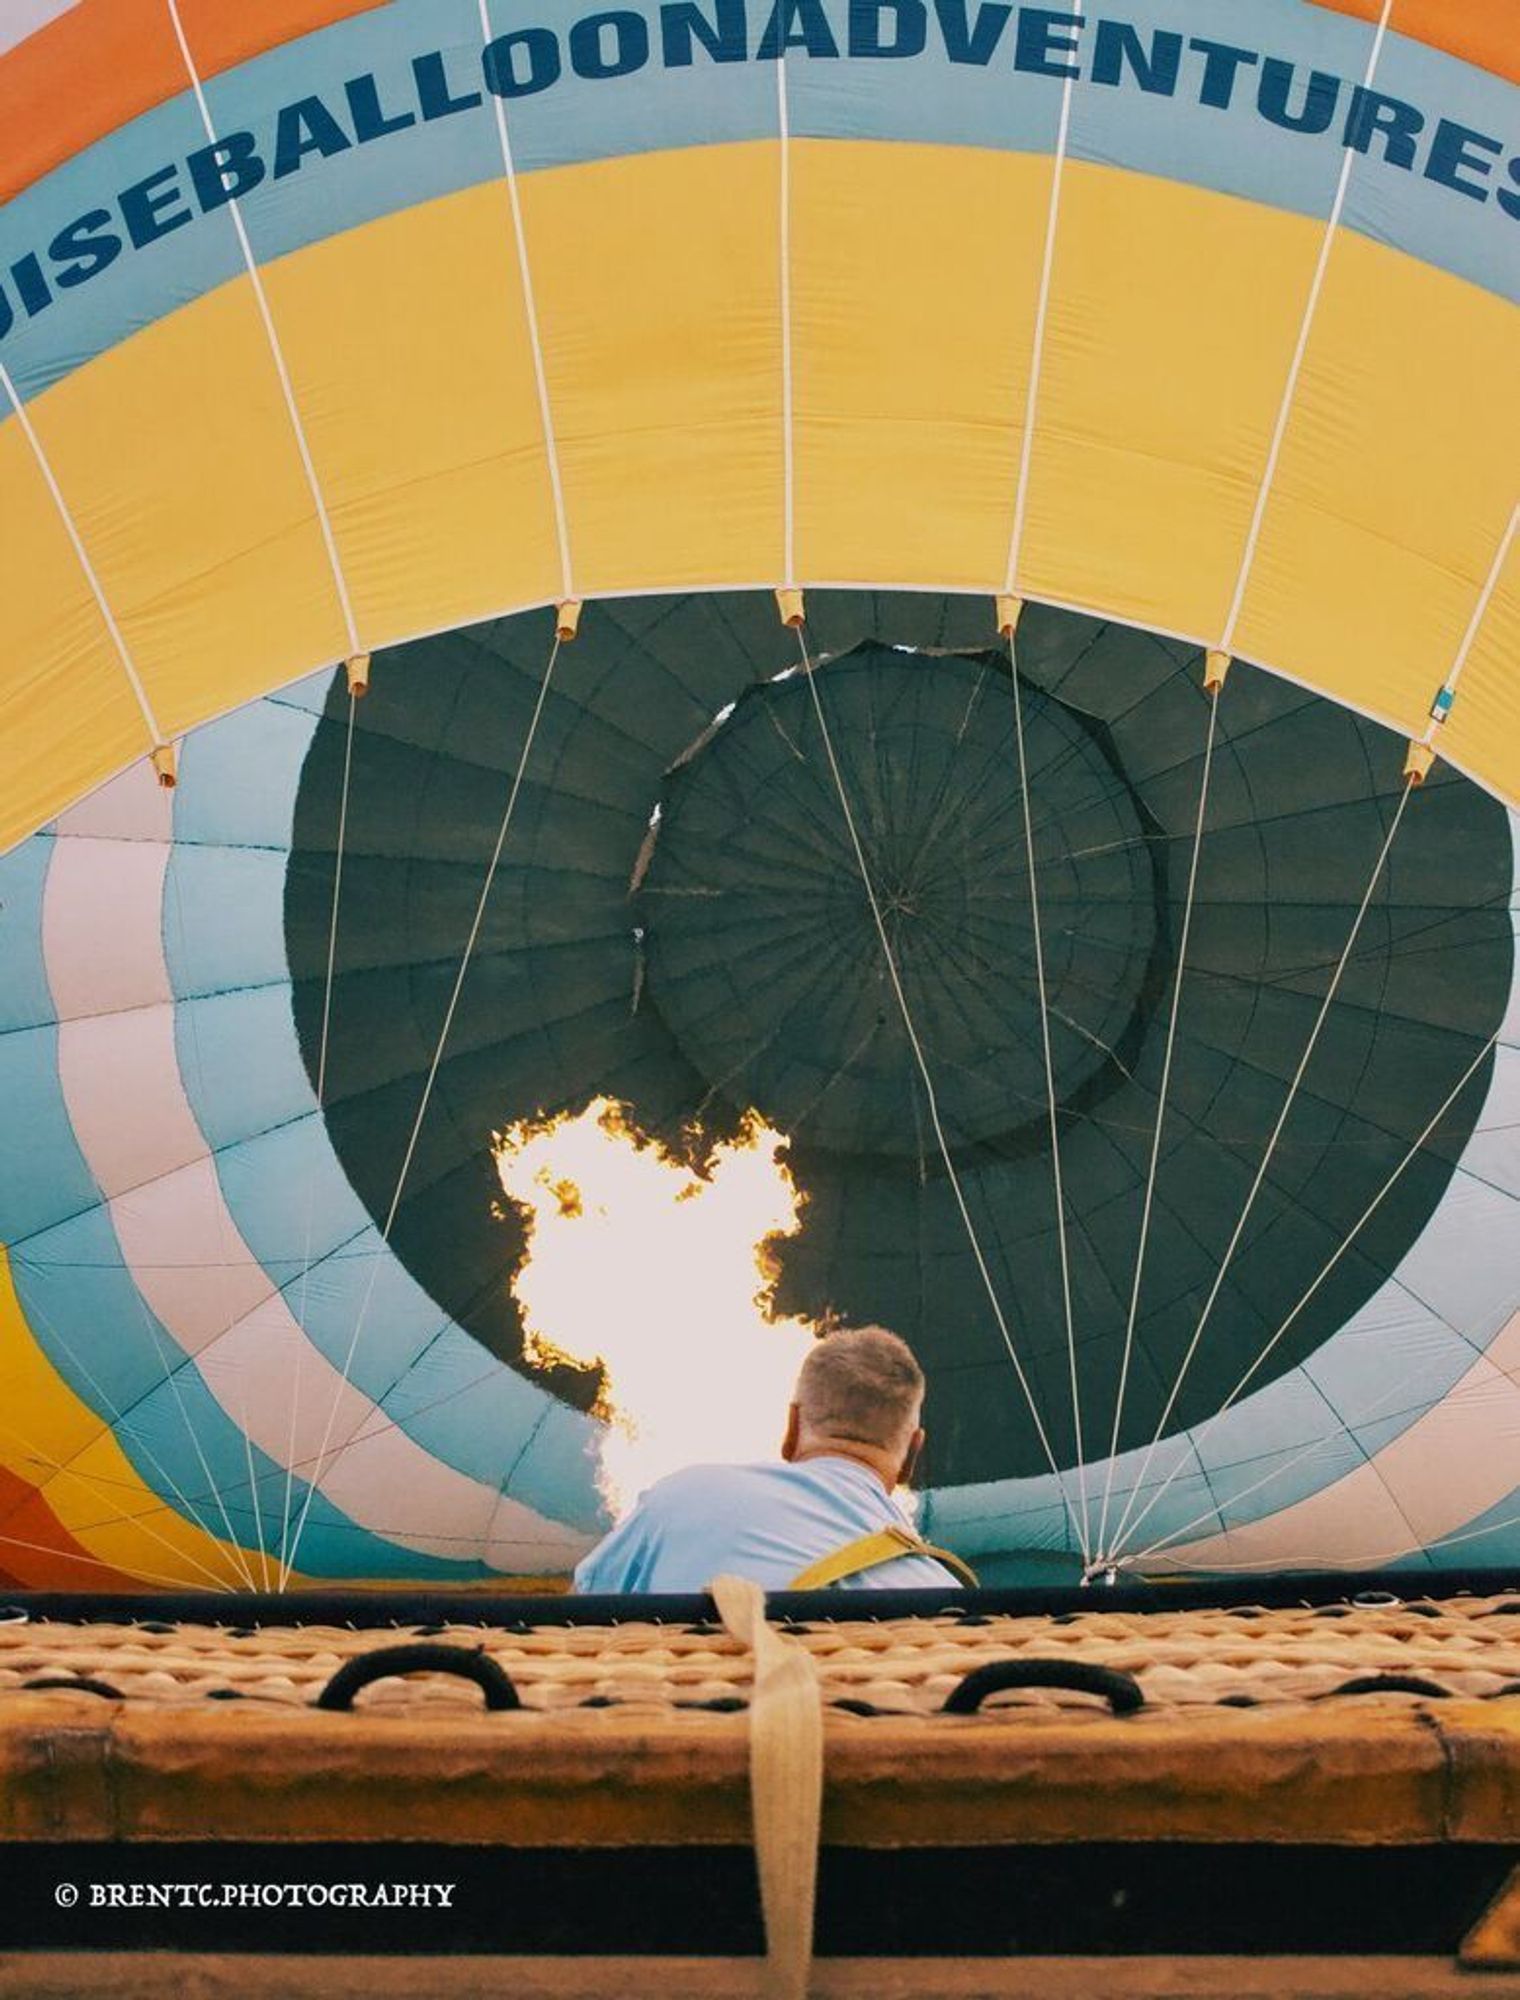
(0, 1462), (142, 1591)
(1309, 0), (1520, 86)
(0, 0), (390, 204)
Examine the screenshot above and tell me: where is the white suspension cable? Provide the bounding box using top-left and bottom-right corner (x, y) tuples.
(1123, 1396), (1422, 1576)
(0, 1524), (232, 1594)
(479, 0), (575, 602)
(1003, 0), (1083, 596)
(165, 0), (364, 662)
(11, 1260), (249, 1590)
(0, 358), (165, 752)
(131, 1304), (261, 1591)
(777, 52), (797, 588)
(278, 688), (359, 1587)
(1217, 0), (1393, 654)
(1095, 685), (1220, 1556)
(1124, 1330), (1509, 1577)
(1106, 492), (1515, 1563)
(102, 1240), (263, 1590)
(1114, 1026), (1502, 1565)
(1007, 631), (1089, 1556)
(795, 623), (1088, 1563)
(1108, 775), (1416, 1554)
(1417, 501), (1519, 748)
(280, 628), (563, 1586)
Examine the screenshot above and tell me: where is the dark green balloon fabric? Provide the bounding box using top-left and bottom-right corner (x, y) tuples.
(286, 593), (1512, 1490)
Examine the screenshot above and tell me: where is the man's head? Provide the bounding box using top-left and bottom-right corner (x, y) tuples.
(782, 1323), (926, 1491)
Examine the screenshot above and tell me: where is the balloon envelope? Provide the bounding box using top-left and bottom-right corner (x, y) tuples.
(0, 0), (1515, 1586)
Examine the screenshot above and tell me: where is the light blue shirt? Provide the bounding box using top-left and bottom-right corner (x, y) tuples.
(572, 1455), (963, 1593)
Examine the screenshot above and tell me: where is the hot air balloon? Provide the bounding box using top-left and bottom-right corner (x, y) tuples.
(0, 0), (1515, 1596)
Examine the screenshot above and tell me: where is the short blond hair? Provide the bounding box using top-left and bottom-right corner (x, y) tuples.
(795, 1324), (925, 1451)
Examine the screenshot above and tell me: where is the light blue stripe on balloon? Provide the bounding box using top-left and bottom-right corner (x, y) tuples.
(376, 1321), (602, 1531)
(288, 1521), (500, 1580)
(173, 687), (324, 851)
(0, 1025), (102, 1245)
(164, 844), (291, 996)
(1067, 0), (1359, 217)
(480, 0), (776, 174)
(1302, 1281), (1479, 1443)
(1393, 1173), (1520, 1350)
(1188, 1366), (1363, 1518)
(767, 31), (1063, 153)
(195, 0), (504, 267)
(10, 1210), (185, 1413)
(0, 837), (101, 1249)
(174, 990), (315, 1156)
(1341, 25), (1520, 311)
(268, 670), (343, 720)
(0, 835), (58, 1033)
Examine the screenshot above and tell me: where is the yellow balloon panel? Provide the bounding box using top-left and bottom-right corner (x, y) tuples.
(27, 275), (348, 740)
(520, 142), (785, 597)
(260, 180), (564, 646)
(0, 427), (147, 847)
(0, 142), (1516, 852)
(1233, 232), (1520, 744)
(790, 141), (1047, 590)
(1018, 167), (1323, 643)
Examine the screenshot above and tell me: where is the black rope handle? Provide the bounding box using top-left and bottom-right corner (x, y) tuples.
(942, 1657), (1144, 1716)
(1324, 1673), (1450, 1700)
(22, 1675), (122, 1699)
(315, 1642), (521, 1712)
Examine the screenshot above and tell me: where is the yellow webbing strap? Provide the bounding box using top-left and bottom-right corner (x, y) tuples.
(787, 1522), (979, 1591)
(711, 1575), (822, 2000)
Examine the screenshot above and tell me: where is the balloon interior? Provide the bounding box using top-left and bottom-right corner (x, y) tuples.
(0, 0), (1516, 1598)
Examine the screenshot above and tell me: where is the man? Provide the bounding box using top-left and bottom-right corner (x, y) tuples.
(573, 1323), (975, 1593)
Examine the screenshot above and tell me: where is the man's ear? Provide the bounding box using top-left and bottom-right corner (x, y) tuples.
(781, 1403), (801, 1461)
(897, 1426), (925, 1489)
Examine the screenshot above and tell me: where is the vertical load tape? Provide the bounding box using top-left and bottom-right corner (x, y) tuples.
(710, 1575), (822, 2000)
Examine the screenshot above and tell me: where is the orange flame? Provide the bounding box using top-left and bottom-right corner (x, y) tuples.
(494, 1098), (818, 1514)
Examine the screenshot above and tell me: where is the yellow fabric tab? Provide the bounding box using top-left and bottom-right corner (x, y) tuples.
(788, 1524), (977, 1590)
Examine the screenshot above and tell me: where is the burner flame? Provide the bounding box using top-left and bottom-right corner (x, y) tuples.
(494, 1098), (818, 1515)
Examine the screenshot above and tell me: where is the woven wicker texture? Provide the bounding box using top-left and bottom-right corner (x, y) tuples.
(2, 1596), (1517, 1716)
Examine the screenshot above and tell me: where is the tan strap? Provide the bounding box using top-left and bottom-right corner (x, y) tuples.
(711, 1576), (821, 2000)
(788, 1522), (979, 1591)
